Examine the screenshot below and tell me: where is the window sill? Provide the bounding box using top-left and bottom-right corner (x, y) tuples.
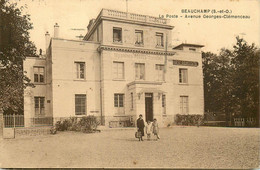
(179, 83), (189, 85)
(34, 83), (46, 85)
(113, 115), (128, 117)
(75, 115), (87, 117)
(113, 41), (123, 45)
(156, 45), (164, 49)
(74, 79), (86, 82)
(113, 79), (125, 81)
(156, 80), (166, 83)
(135, 43), (144, 47)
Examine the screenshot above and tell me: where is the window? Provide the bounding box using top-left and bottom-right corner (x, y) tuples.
(113, 27), (122, 43)
(179, 68), (188, 83)
(189, 48), (196, 51)
(180, 96), (189, 114)
(75, 62), (85, 79)
(34, 67), (45, 83)
(131, 92), (133, 109)
(113, 62), (124, 79)
(135, 63), (145, 80)
(155, 64), (164, 81)
(156, 32), (164, 47)
(162, 94), (166, 114)
(35, 97), (45, 116)
(135, 30), (143, 45)
(75, 94), (86, 115)
(114, 94), (124, 107)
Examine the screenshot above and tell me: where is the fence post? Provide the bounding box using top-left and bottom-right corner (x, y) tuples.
(0, 109), (3, 137)
(13, 114), (16, 138)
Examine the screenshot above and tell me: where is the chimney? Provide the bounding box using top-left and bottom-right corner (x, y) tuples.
(45, 31), (50, 50)
(87, 19), (95, 31)
(54, 23), (59, 38)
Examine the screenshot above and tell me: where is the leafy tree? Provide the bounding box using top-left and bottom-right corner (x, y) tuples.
(230, 37), (259, 124)
(202, 37), (259, 126)
(0, 0), (37, 113)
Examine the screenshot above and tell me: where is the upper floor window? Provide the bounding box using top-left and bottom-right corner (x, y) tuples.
(155, 64), (164, 81)
(75, 94), (86, 115)
(34, 67), (44, 83)
(35, 97), (45, 116)
(75, 62), (85, 79)
(113, 27), (122, 43)
(113, 62), (124, 79)
(135, 30), (143, 45)
(179, 68), (188, 84)
(135, 63), (145, 80)
(156, 32), (164, 47)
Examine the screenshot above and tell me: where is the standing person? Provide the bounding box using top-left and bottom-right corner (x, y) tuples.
(145, 120), (153, 140)
(152, 118), (160, 140)
(136, 114), (145, 141)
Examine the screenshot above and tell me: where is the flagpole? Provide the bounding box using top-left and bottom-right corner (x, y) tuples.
(126, 0), (128, 13)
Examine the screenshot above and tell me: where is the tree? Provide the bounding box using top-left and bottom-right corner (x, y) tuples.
(202, 37), (259, 127)
(230, 37), (259, 124)
(0, 0), (37, 113)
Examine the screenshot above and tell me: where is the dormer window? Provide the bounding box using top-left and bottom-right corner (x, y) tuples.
(113, 27), (122, 43)
(135, 30), (143, 45)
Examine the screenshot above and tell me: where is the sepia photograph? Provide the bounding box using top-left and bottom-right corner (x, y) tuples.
(0, 0), (259, 169)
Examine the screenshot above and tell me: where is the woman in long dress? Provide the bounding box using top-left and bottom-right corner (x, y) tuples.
(152, 118), (160, 140)
(137, 114), (145, 141)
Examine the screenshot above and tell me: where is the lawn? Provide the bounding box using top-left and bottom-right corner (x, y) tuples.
(0, 126), (259, 168)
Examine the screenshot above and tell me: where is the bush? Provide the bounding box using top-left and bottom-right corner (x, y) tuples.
(79, 116), (100, 133)
(175, 114), (204, 126)
(55, 116), (100, 133)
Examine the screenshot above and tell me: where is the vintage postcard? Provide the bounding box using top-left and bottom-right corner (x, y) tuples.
(0, 0), (259, 169)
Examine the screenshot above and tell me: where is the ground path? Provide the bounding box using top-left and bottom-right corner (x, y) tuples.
(0, 126), (259, 168)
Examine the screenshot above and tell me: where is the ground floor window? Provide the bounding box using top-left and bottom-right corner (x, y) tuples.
(131, 92), (133, 110)
(75, 94), (86, 115)
(180, 96), (189, 114)
(114, 94), (124, 107)
(35, 97), (45, 116)
(114, 93), (125, 115)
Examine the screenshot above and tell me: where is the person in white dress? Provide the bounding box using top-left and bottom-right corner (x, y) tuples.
(145, 120), (153, 140)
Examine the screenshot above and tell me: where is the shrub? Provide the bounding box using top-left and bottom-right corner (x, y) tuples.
(79, 116), (100, 133)
(175, 114), (204, 126)
(50, 126), (57, 134)
(55, 116), (100, 133)
(55, 121), (64, 131)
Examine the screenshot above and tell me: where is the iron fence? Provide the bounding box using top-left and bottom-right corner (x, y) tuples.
(4, 114), (24, 128)
(3, 114), (53, 127)
(234, 117), (256, 127)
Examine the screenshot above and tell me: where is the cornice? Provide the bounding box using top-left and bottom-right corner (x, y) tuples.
(97, 45), (176, 56)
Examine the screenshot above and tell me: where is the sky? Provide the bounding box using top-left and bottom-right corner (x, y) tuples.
(15, 0), (260, 54)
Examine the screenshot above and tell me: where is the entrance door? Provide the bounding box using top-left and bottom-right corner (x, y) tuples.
(145, 93), (153, 122)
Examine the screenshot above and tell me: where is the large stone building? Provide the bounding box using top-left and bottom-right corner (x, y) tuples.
(24, 9), (204, 127)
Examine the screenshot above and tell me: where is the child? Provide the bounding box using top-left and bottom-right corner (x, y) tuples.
(145, 121), (153, 140)
(152, 118), (160, 140)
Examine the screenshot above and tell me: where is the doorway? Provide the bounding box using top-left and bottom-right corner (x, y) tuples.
(145, 93), (153, 122)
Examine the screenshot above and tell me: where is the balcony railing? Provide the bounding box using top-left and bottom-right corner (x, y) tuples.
(101, 9), (169, 25)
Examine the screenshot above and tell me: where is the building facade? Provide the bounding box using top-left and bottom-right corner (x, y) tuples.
(24, 9), (204, 127)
